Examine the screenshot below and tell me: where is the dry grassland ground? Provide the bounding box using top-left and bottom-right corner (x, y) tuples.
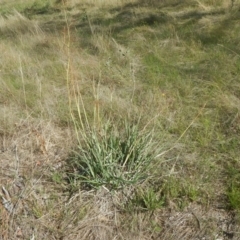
(1, 0), (240, 239)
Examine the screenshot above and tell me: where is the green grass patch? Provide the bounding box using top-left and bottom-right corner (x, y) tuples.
(226, 164), (240, 210)
(127, 187), (165, 211)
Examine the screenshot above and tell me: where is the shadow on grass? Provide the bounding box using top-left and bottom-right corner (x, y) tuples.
(23, 0), (238, 51)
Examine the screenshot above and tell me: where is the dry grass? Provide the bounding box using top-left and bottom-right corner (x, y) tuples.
(0, 10), (40, 36)
(0, 117), (72, 239)
(1, 0), (240, 239)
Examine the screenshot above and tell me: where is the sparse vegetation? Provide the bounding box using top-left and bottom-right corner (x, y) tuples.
(1, 0), (240, 239)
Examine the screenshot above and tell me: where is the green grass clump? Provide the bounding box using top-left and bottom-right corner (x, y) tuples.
(227, 185), (240, 210)
(128, 187), (165, 211)
(226, 165), (240, 210)
(68, 122), (157, 190)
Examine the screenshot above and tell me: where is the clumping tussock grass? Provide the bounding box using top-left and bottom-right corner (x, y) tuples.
(68, 121), (157, 190)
